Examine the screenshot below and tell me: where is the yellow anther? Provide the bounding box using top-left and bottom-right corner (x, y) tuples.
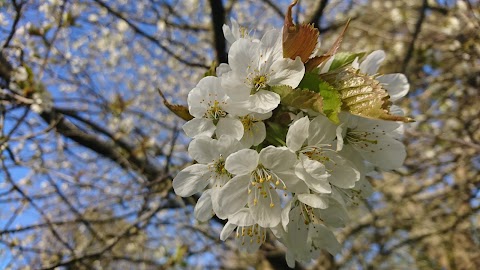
(259, 177), (264, 183)
(270, 203), (275, 208)
(275, 180), (280, 185)
(253, 199), (258, 206)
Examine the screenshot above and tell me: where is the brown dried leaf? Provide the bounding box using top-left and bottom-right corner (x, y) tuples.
(305, 19), (351, 72)
(157, 88), (193, 121)
(283, 0), (319, 63)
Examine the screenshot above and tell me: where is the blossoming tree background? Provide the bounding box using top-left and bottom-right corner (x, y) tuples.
(0, 0), (479, 269)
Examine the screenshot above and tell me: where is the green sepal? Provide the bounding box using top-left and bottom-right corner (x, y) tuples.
(270, 85), (323, 113)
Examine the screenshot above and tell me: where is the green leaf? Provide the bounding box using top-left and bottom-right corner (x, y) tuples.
(318, 81), (342, 123)
(264, 122), (287, 147)
(297, 72), (322, 93)
(329, 52), (366, 71)
(270, 85), (323, 113)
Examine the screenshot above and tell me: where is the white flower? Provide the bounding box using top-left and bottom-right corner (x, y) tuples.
(222, 19), (258, 45)
(278, 202), (342, 268)
(194, 189), (214, 222)
(183, 76), (244, 139)
(286, 115), (360, 193)
(337, 113), (406, 170)
(172, 136), (243, 216)
(238, 111), (271, 147)
(222, 29), (305, 114)
(216, 146), (307, 226)
(220, 208), (266, 253)
(353, 50), (409, 102)
(337, 144), (375, 203)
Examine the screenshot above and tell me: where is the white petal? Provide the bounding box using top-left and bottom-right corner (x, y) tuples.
(182, 118), (215, 138)
(228, 39), (259, 74)
(214, 134), (243, 157)
(286, 116), (309, 152)
(216, 117), (244, 140)
(259, 146), (296, 172)
(247, 90), (280, 113)
(188, 137), (217, 164)
(298, 193), (329, 209)
(350, 114), (401, 133)
(300, 154), (328, 180)
(222, 72), (251, 101)
(353, 178), (374, 199)
(308, 115), (337, 145)
(335, 124), (345, 151)
(225, 149), (258, 175)
(276, 171), (309, 194)
(229, 208), (255, 226)
(223, 19), (240, 45)
(260, 29), (282, 60)
(281, 199), (293, 231)
(240, 129), (255, 148)
(172, 164), (210, 197)
(216, 63), (231, 77)
(311, 224), (342, 255)
(323, 152), (360, 189)
(377, 73), (409, 101)
(319, 55), (335, 74)
(295, 161), (331, 194)
(317, 199), (349, 228)
(251, 122), (266, 146)
(356, 135), (406, 170)
(251, 111), (272, 121)
(268, 57), (305, 88)
(351, 57), (359, 69)
(220, 221), (237, 241)
(223, 99), (250, 116)
(194, 189), (214, 222)
(216, 174), (250, 219)
(359, 50), (385, 75)
(339, 144), (368, 182)
(187, 87), (209, 118)
(286, 252), (296, 268)
(248, 187), (281, 227)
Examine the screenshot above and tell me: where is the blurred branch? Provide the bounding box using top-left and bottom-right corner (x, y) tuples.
(307, 0), (329, 28)
(40, 202), (165, 270)
(261, 0), (284, 18)
(208, 0), (228, 64)
(92, 0), (208, 69)
(402, 0), (428, 73)
(2, 0), (24, 50)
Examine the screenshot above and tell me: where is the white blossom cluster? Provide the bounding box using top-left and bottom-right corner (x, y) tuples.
(173, 20), (409, 267)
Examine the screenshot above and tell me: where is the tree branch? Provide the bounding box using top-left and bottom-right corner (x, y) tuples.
(402, 0), (428, 73)
(208, 0), (228, 64)
(307, 0), (329, 28)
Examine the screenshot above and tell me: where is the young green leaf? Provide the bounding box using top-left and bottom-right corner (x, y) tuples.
(329, 52), (366, 71)
(318, 81), (342, 123)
